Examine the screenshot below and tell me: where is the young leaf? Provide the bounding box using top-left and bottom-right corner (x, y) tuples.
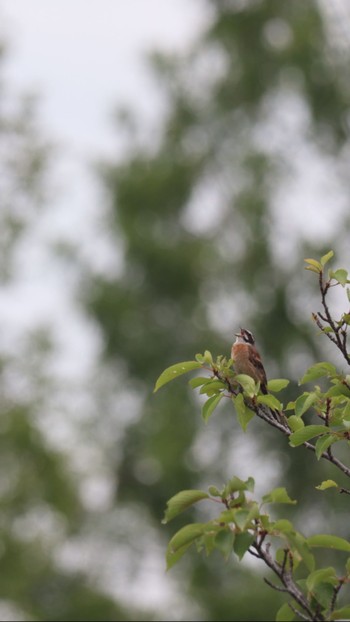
(214, 529), (235, 559)
(188, 376), (211, 389)
(162, 490), (209, 524)
(287, 415), (305, 432)
(289, 425), (327, 447)
(315, 434), (338, 460)
(273, 519), (294, 534)
(275, 602), (294, 622)
(224, 475), (255, 495)
(294, 392), (317, 417)
(331, 268), (349, 287)
(266, 378), (289, 392)
(234, 503), (259, 530)
(262, 487), (296, 505)
(257, 394), (282, 410)
(311, 582), (335, 610)
(330, 607), (350, 621)
(304, 258), (322, 272)
(299, 362), (337, 384)
(306, 567), (338, 591)
(208, 485), (222, 497)
(233, 532), (254, 561)
(232, 394), (255, 431)
(154, 361), (203, 392)
(315, 479), (338, 491)
(234, 374), (257, 396)
(287, 532), (315, 573)
(199, 379), (226, 395)
(166, 523), (206, 569)
(202, 393), (223, 422)
(320, 250), (334, 266)
(203, 350), (213, 364)
(307, 534), (350, 552)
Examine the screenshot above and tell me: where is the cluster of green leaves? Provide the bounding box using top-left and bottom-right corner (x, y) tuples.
(287, 361), (350, 465)
(154, 253), (350, 620)
(162, 479), (350, 621)
(154, 350), (288, 429)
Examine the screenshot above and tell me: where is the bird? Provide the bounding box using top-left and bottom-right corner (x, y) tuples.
(231, 328), (268, 394)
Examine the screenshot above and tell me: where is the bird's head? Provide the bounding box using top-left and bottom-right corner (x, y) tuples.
(234, 328), (255, 345)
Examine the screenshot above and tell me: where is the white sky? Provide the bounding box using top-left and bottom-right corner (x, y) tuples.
(0, 0), (208, 379)
(1, 0), (207, 153)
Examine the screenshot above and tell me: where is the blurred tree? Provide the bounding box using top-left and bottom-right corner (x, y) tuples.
(87, 1), (350, 620)
(0, 40), (142, 621)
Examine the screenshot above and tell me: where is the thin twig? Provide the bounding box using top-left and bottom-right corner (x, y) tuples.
(263, 577), (289, 593)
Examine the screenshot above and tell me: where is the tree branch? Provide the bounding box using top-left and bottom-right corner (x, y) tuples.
(250, 539), (324, 621)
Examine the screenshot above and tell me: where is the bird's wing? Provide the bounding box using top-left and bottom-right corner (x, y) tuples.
(248, 347), (268, 393)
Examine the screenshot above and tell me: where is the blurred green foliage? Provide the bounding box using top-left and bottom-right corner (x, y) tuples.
(1, 1), (350, 621)
(0, 41), (139, 622)
(87, 1), (350, 620)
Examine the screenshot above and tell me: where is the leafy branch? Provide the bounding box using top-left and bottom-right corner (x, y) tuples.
(154, 251), (350, 621)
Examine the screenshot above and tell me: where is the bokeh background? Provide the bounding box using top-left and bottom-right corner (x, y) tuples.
(0, 1), (350, 620)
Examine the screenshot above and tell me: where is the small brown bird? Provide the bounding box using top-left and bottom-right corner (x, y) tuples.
(231, 328), (268, 394)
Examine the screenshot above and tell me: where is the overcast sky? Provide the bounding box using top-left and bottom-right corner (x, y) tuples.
(0, 1), (208, 378)
(2, 0), (207, 153)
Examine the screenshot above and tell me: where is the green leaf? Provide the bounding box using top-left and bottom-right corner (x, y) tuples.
(162, 490), (209, 524)
(273, 519), (294, 534)
(289, 425), (327, 447)
(307, 534), (350, 552)
(262, 487), (296, 505)
(275, 602), (294, 622)
(299, 362), (337, 384)
(326, 383), (350, 398)
(199, 379), (226, 394)
(234, 503), (259, 530)
(233, 532), (254, 560)
(304, 258), (322, 271)
(316, 479), (338, 491)
(312, 582), (335, 609)
(234, 374), (257, 396)
(330, 606), (350, 621)
(347, 288), (350, 303)
(166, 523), (206, 569)
(315, 434), (338, 460)
(287, 415), (305, 432)
(294, 392), (317, 417)
(214, 529), (234, 559)
(154, 360), (203, 392)
(224, 475), (255, 496)
(257, 394), (282, 410)
(203, 350), (213, 364)
(202, 393), (223, 422)
(208, 485), (222, 497)
(320, 250), (334, 266)
(188, 376), (211, 389)
(306, 567), (337, 591)
(267, 378), (290, 392)
(232, 394), (255, 431)
(305, 264), (322, 274)
(331, 268), (349, 286)
(287, 532), (315, 572)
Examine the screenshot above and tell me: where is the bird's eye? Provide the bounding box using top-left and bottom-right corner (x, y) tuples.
(243, 330), (254, 344)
